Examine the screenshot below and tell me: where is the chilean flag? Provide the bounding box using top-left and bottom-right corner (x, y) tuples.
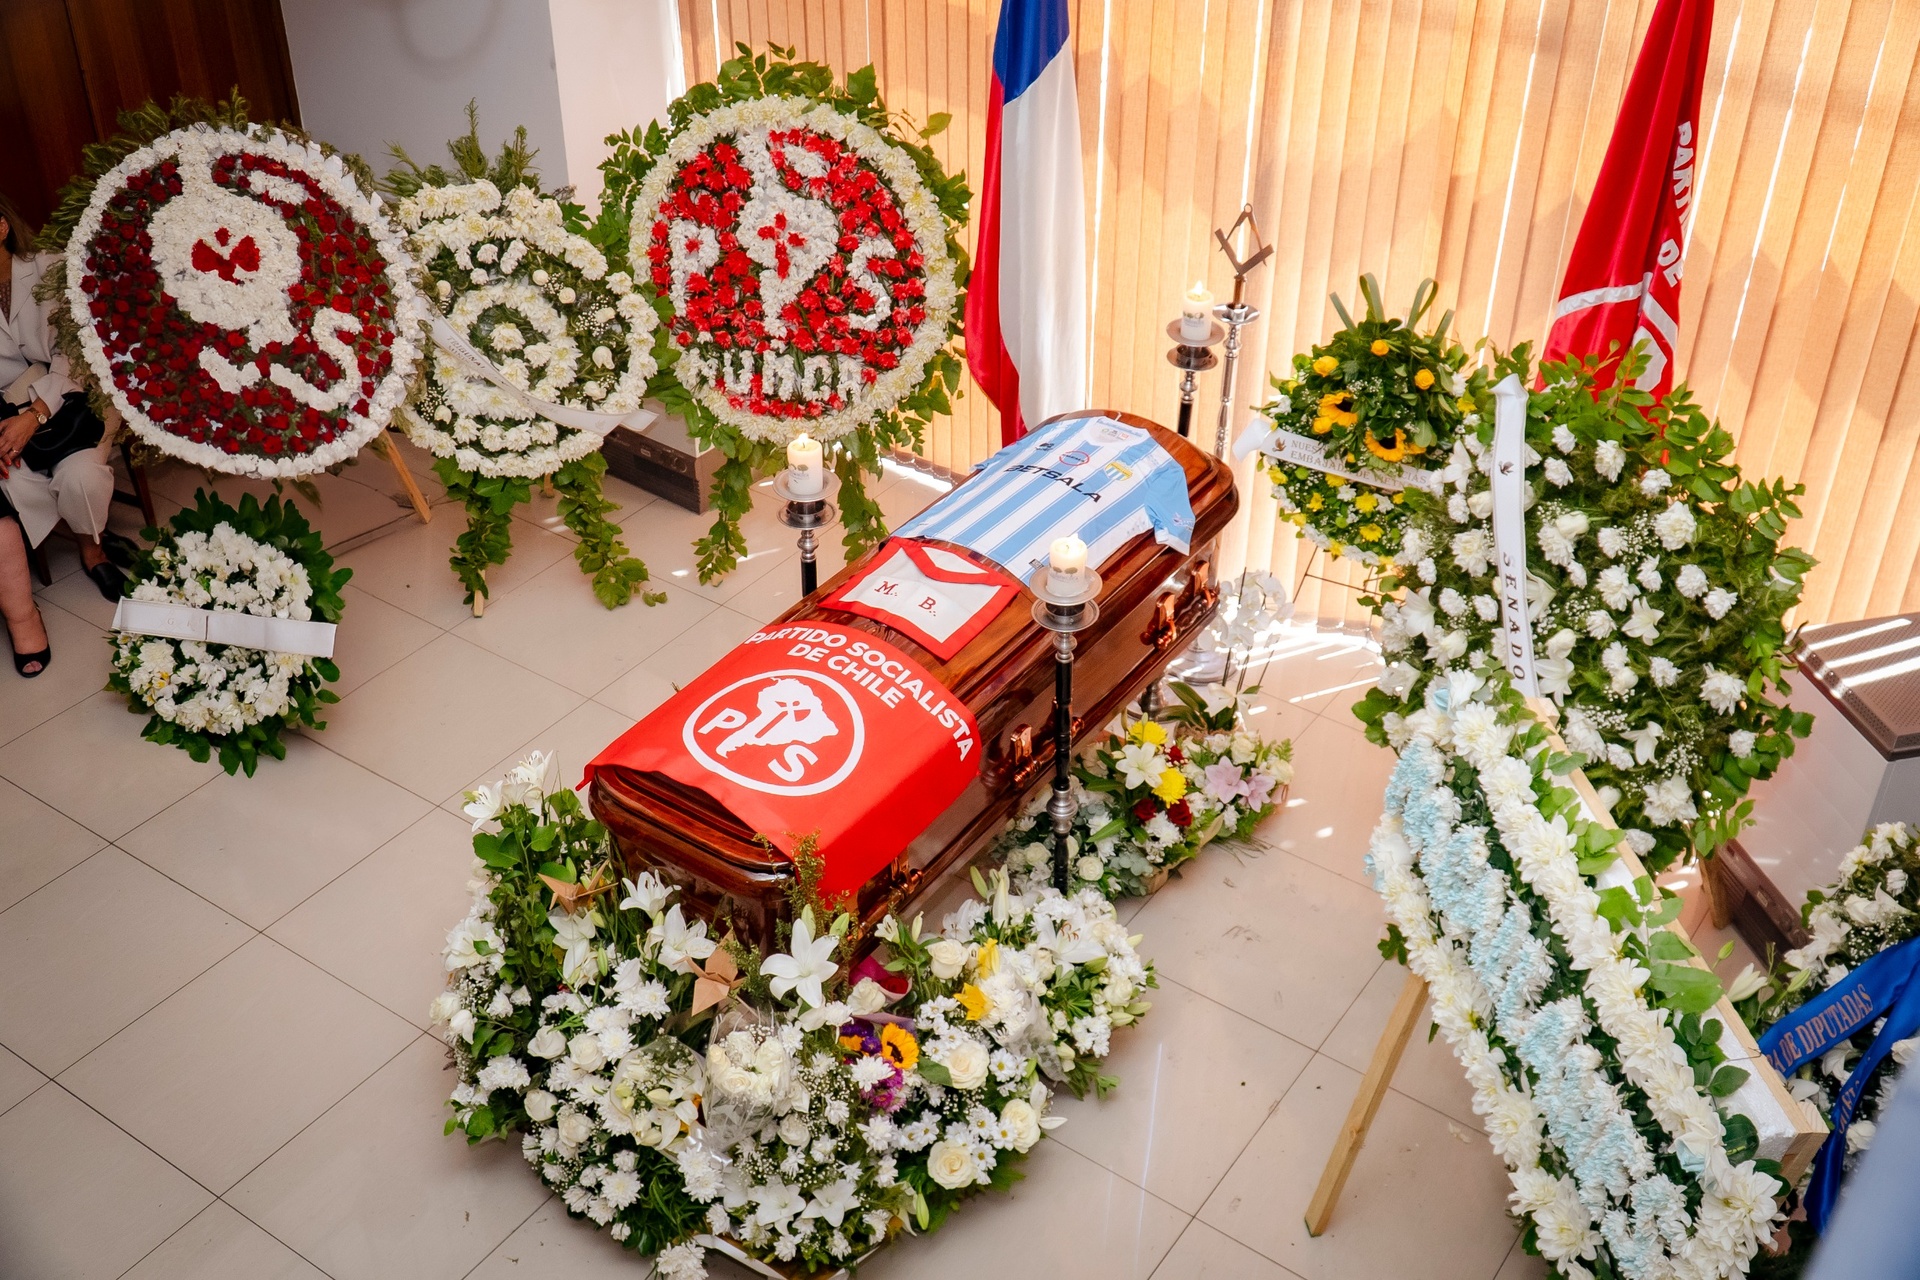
(1540, 0), (1713, 399)
(968, 0), (1088, 445)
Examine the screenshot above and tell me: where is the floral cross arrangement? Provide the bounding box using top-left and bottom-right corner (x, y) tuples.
(387, 113), (663, 609)
(599, 44), (969, 582)
(40, 94), (422, 476)
(432, 684), (1289, 1276)
(109, 489), (347, 775)
(1249, 274), (1490, 566)
(1354, 346), (1816, 875)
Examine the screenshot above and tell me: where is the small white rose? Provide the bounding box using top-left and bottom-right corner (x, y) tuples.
(557, 1106), (594, 1148)
(568, 1032), (607, 1072)
(999, 1098), (1043, 1152)
(778, 1112), (811, 1146)
(926, 1139), (979, 1189)
(528, 1025), (567, 1059)
(524, 1089), (557, 1122)
(937, 1038), (989, 1090)
(927, 938), (969, 980)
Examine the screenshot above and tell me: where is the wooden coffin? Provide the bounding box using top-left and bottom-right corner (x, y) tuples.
(589, 412), (1238, 950)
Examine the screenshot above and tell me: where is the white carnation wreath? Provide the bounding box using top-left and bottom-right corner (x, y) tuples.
(396, 180), (658, 478)
(631, 96), (959, 446)
(64, 123), (423, 477)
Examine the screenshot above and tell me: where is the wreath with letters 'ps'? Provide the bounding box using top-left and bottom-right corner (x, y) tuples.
(600, 45), (969, 582)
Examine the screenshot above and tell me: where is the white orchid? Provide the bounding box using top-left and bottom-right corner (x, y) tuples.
(762, 912), (840, 1008)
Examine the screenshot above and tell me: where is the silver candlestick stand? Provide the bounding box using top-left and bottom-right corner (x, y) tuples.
(1209, 204), (1274, 460)
(1031, 566), (1102, 894)
(774, 470), (839, 597)
(1165, 318), (1224, 440)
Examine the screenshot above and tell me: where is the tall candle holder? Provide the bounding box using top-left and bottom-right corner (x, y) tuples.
(1165, 318), (1225, 439)
(1031, 565), (1102, 894)
(1210, 205), (1274, 460)
(774, 469), (839, 596)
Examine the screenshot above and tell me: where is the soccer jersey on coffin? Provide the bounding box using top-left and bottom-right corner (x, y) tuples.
(895, 415), (1194, 583)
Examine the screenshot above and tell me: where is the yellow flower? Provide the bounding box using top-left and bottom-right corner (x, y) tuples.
(1370, 339), (1391, 356)
(1290, 511), (1308, 525)
(1128, 719), (1167, 746)
(1306, 493), (1325, 511)
(1391, 491), (1405, 504)
(1359, 524), (1383, 542)
(1414, 369), (1435, 390)
(957, 983), (991, 1021)
(974, 938), (1000, 977)
(1457, 396), (1476, 413)
(1354, 492), (1378, 513)
(1329, 540), (1346, 555)
(1311, 416), (1334, 435)
(1364, 428), (1414, 463)
(1318, 391), (1359, 427)
(1312, 354), (1339, 377)
(1153, 768), (1188, 804)
(879, 1024), (919, 1070)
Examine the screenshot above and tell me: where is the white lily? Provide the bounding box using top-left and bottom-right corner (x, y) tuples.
(503, 749), (561, 805)
(763, 913), (839, 1008)
(620, 871), (671, 919)
(549, 906), (602, 984)
(650, 904), (717, 969)
(462, 782), (505, 832)
(1624, 722), (1665, 765)
(1622, 600), (1664, 644)
(1115, 742), (1165, 790)
(801, 1178), (862, 1228)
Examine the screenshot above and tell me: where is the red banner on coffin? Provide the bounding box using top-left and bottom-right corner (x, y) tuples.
(583, 623), (980, 897)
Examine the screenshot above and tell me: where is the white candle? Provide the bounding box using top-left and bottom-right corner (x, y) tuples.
(786, 432), (824, 497)
(1180, 280), (1214, 342)
(1048, 535), (1088, 591)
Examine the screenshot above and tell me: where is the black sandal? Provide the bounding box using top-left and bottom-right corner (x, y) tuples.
(9, 611), (50, 678)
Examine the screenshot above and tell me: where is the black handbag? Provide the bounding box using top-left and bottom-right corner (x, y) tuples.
(17, 393), (105, 475)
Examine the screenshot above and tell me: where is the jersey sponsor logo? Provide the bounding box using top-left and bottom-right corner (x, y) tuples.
(682, 669), (865, 795)
(1058, 447), (1091, 467)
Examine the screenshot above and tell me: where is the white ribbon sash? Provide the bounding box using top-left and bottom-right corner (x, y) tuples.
(1490, 372), (1539, 697)
(1259, 426), (1436, 493)
(429, 315), (658, 438)
(111, 598), (337, 659)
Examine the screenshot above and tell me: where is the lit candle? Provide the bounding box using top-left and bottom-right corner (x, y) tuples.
(1180, 280), (1214, 342)
(786, 432), (824, 497)
(1048, 535), (1088, 591)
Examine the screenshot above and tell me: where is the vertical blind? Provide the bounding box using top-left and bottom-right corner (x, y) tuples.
(676, 0), (1920, 626)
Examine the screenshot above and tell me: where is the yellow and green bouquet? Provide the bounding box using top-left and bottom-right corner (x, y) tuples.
(1250, 275), (1488, 565)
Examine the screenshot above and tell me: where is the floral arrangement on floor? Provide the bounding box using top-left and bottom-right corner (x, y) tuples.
(432, 749), (1159, 1277)
(599, 45), (969, 582)
(995, 682), (1293, 901)
(1249, 275), (1489, 566)
(1740, 823), (1920, 1214)
(1369, 670), (1786, 1280)
(108, 489), (347, 775)
(387, 116), (662, 609)
(38, 94), (422, 477)
(1354, 348), (1815, 874)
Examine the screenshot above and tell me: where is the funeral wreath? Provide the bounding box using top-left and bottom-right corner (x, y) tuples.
(600, 45), (969, 582)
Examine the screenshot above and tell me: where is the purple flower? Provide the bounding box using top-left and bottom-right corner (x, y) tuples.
(1244, 772), (1276, 810)
(1203, 760), (1248, 803)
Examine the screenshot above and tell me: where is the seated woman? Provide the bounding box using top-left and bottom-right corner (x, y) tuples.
(0, 193), (127, 677)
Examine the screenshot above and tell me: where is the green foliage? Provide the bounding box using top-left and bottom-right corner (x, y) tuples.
(107, 490), (349, 776)
(436, 457), (526, 606)
(382, 101), (541, 199)
(552, 453), (664, 608)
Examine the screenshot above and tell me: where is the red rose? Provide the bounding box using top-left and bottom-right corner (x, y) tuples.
(1168, 801), (1194, 828)
(1132, 799), (1159, 822)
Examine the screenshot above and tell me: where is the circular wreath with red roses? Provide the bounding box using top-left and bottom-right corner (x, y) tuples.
(62, 124), (422, 477)
(631, 96), (960, 445)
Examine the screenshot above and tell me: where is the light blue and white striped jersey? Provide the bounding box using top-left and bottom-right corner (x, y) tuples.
(896, 415), (1194, 584)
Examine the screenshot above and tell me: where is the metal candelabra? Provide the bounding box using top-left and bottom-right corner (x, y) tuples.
(1209, 204), (1274, 460)
(1165, 318), (1224, 439)
(1031, 566), (1102, 894)
(774, 470), (838, 597)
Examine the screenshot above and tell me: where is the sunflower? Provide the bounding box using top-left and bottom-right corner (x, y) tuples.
(1318, 390), (1359, 427)
(1364, 428), (1416, 462)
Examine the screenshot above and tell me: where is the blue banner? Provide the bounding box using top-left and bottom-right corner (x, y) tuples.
(1756, 933), (1920, 1232)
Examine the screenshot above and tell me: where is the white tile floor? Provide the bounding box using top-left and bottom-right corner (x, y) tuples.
(0, 437), (1760, 1279)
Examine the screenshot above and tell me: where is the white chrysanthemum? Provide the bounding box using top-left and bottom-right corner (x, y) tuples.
(1675, 564), (1709, 599)
(1594, 439), (1626, 481)
(1700, 666), (1745, 715)
(1640, 468), (1671, 495)
(1642, 776), (1699, 826)
(1704, 587), (1738, 620)
(1653, 501), (1697, 550)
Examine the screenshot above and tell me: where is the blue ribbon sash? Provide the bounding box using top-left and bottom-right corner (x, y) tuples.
(1756, 933), (1920, 1232)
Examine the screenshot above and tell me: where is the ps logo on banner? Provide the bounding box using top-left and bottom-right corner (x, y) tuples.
(682, 670), (866, 795)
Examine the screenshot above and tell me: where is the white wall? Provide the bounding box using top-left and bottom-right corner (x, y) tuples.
(548, 0), (685, 208)
(281, 0), (685, 207)
(281, 0), (571, 187)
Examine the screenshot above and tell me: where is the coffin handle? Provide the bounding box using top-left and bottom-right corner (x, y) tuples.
(1144, 590), (1181, 650)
